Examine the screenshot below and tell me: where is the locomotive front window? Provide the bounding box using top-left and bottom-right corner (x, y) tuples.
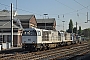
(23, 30), (37, 36)
(37, 31), (41, 36)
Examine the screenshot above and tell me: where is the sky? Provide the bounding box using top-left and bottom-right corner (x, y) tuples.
(0, 0), (90, 31)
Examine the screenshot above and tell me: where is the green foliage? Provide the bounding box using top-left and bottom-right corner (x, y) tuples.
(73, 27), (77, 33)
(2, 9), (8, 12)
(82, 28), (90, 39)
(67, 19), (73, 33)
(78, 26), (82, 35)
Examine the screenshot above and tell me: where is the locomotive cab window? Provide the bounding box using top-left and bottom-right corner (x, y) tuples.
(22, 30), (37, 36)
(37, 31), (41, 36)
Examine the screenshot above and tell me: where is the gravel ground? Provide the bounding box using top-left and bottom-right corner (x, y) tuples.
(68, 41), (90, 60)
(80, 53), (90, 60)
(57, 52), (90, 60)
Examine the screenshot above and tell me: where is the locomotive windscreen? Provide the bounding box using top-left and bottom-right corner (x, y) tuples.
(22, 30), (37, 36)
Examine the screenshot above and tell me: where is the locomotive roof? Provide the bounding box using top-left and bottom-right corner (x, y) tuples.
(23, 27), (42, 31)
(23, 27), (59, 32)
(23, 28), (35, 31)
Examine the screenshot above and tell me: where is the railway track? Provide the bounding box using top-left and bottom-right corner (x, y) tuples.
(0, 42), (89, 60)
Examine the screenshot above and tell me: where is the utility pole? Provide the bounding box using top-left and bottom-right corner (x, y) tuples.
(11, 3), (13, 47)
(76, 22), (78, 35)
(16, 0), (17, 11)
(72, 25), (73, 41)
(87, 12), (90, 23)
(86, 12), (90, 39)
(62, 14), (65, 31)
(62, 21), (65, 31)
(43, 14), (48, 29)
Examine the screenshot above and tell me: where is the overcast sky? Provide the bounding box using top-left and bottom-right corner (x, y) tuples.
(0, 0), (90, 31)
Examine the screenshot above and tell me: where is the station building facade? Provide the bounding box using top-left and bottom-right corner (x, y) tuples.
(36, 18), (56, 30)
(0, 10), (56, 47)
(0, 10), (37, 47)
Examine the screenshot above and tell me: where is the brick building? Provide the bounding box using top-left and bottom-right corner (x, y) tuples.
(0, 10), (56, 47)
(36, 18), (56, 30)
(0, 10), (37, 47)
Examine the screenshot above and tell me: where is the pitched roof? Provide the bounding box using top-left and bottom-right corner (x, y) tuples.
(0, 15), (35, 20)
(0, 16), (22, 29)
(0, 15), (35, 29)
(0, 10), (17, 16)
(15, 15), (35, 21)
(0, 16), (10, 20)
(36, 18), (56, 23)
(0, 21), (19, 28)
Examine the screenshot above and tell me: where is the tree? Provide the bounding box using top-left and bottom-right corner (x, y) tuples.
(73, 27), (77, 33)
(82, 28), (90, 38)
(67, 19), (73, 33)
(78, 26), (82, 36)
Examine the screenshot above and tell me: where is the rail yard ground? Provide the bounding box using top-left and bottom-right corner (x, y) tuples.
(0, 41), (90, 60)
(57, 40), (90, 60)
(68, 40), (90, 60)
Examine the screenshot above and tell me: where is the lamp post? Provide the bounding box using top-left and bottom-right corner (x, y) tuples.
(62, 21), (65, 31)
(85, 12), (90, 23)
(43, 14), (48, 19)
(16, 0), (17, 11)
(72, 26), (73, 41)
(43, 14), (48, 29)
(85, 12), (90, 39)
(11, 3), (13, 47)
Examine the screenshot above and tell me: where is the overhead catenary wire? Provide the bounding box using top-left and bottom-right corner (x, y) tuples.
(0, 1), (90, 18)
(0, 1), (75, 17)
(54, 0), (90, 26)
(54, 0), (90, 15)
(50, 4), (90, 17)
(54, 0), (75, 11)
(54, 0), (78, 16)
(74, 0), (90, 22)
(73, 0), (90, 11)
(0, 3), (44, 17)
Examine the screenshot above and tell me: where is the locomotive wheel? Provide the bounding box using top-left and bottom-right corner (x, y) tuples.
(40, 46), (44, 51)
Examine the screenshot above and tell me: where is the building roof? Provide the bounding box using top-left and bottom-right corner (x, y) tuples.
(36, 18), (56, 23)
(0, 16), (10, 20)
(0, 16), (23, 29)
(0, 14), (35, 29)
(0, 21), (19, 28)
(0, 10), (17, 16)
(0, 10), (34, 21)
(0, 15), (35, 20)
(15, 15), (35, 21)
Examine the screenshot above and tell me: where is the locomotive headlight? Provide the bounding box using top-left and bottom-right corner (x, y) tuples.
(23, 43), (25, 46)
(32, 41), (35, 43)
